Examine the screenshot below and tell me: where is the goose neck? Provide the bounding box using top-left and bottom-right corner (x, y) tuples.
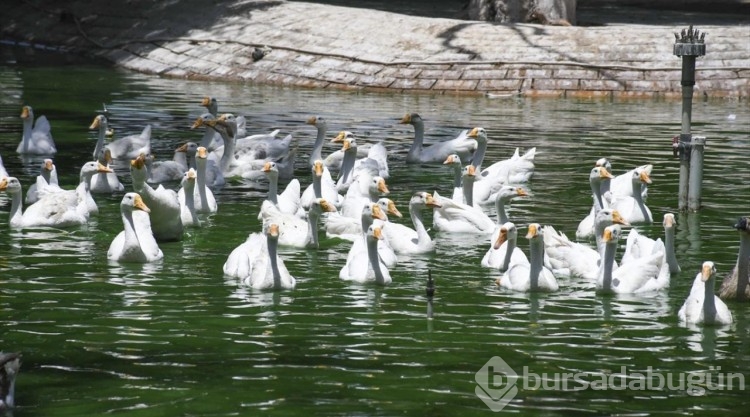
(599, 241), (617, 292)
(307, 211), (320, 248)
(495, 198), (509, 225)
(407, 119), (424, 161)
(93, 121), (106, 160)
(313, 173), (323, 199)
(500, 236), (517, 272)
(736, 232), (750, 300)
(266, 175), (279, 205)
(267, 236), (282, 289)
(462, 178), (474, 207)
(528, 237), (545, 291)
(471, 139), (487, 171)
(310, 127), (325, 164)
(410, 203), (431, 247)
(367, 237), (386, 285)
(664, 226), (680, 274)
(9, 190), (23, 227)
(703, 276), (717, 323)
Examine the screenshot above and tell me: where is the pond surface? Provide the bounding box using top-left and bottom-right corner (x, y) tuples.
(0, 46), (749, 416)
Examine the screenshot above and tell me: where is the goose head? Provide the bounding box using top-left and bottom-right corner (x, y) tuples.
(0, 177), (22, 195)
(590, 166), (614, 184)
(311, 159), (325, 177)
(366, 224), (383, 242)
(632, 166), (652, 186)
(20, 105), (33, 120)
(182, 168), (197, 187)
(262, 161), (279, 179)
(496, 186), (528, 202)
(735, 216), (750, 233)
(602, 224), (622, 244)
(89, 114), (108, 131)
(377, 198), (402, 218)
(80, 161), (113, 181)
(306, 115), (327, 129)
(265, 222), (280, 239)
(215, 113), (237, 138)
(191, 113), (215, 129)
(663, 213), (676, 229)
(526, 223), (543, 241)
(369, 176), (389, 196)
(467, 127), (487, 142)
(311, 198), (337, 215)
(493, 222), (517, 250)
(201, 96), (218, 115)
(462, 165), (476, 182)
(701, 261), (716, 282)
(122, 192), (150, 213)
(364, 202), (387, 223)
(176, 141), (198, 156)
(42, 158), (55, 176)
(595, 157), (612, 173)
(196, 146), (208, 161)
(443, 154), (462, 166)
(399, 112), (422, 125)
(595, 208), (630, 227)
(413, 191), (441, 209)
(333, 130), (355, 144)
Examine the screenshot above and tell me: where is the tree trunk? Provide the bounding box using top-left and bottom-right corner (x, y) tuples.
(466, 0), (576, 25)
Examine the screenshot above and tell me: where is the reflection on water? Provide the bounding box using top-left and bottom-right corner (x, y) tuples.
(0, 47), (749, 416)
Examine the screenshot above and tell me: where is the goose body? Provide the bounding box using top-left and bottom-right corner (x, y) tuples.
(25, 158), (60, 204)
(678, 261), (733, 325)
(400, 113), (477, 164)
(131, 154), (184, 242)
(499, 223), (559, 292)
(301, 159), (344, 210)
(179, 168), (201, 228)
(224, 224), (296, 290)
(432, 166), (494, 234)
(576, 166), (616, 239)
(340, 225), (392, 285)
(543, 209), (629, 280)
(719, 216), (750, 300)
(104, 122), (151, 160)
(1, 176), (87, 228)
(108, 193), (163, 262)
(609, 166), (653, 224)
(178, 146), (217, 214)
(596, 225), (666, 294)
(468, 127), (535, 184)
(260, 198), (336, 248)
(381, 192), (439, 255)
(17, 105), (56, 155)
(482, 222), (529, 270)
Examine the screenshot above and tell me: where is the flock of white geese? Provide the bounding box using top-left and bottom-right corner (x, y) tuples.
(1, 100), (749, 329)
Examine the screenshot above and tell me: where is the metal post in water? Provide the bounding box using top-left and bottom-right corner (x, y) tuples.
(673, 26), (706, 212)
(688, 135), (706, 210)
(426, 270), (435, 320)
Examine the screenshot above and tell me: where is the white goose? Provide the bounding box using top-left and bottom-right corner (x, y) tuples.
(107, 192), (163, 262)
(92, 114), (151, 160)
(719, 216), (750, 300)
(260, 161), (302, 217)
(25, 158), (60, 204)
(339, 171), (389, 220)
(576, 166), (616, 239)
(379, 192), (440, 255)
(89, 148), (124, 194)
(260, 197), (337, 248)
(146, 142), (197, 184)
(606, 159), (652, 199)
(326, 198), (386, 242)
(17, 105), (56, 155)
(399, 113), (476, 164)
(621, 213), (680, 276)
(224, 223), (296, 290)
(498, 223), (559, 292)
(678, 261), (733, 325)
(482, 222), (529, 271)
(1, 176), (86, 228)
(467, 127), (535, 184)
(432, 166), (494, 234)
(178, 146), (217, 214)
(596, 224), (666, 294)
(130, 154), (183, 242)
(340, 224), (392, 285)
(609, 166), (653, 224)
(35, 161), (112, 217)
(332, 131), (389, 179)
(179, 168), (200, 228)
(543, 209), (629, 280)
(341, 202), (398, 267)
(300, 159), (344, 210)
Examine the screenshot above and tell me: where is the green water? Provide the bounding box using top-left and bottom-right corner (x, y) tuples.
(1, 47), (749, 416)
